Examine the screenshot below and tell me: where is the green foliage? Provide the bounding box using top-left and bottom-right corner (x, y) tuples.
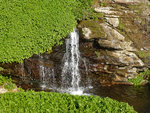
(4, 82), (16, 91)
(0, 75), (11, 86)
(0, 67), (4, 71)
(128, 75), (143, 86)
(0, 91), (137, 113)
(137, 50), (150, 58)
(0, 0), (93, 63)
(100, 1), (107, 7)
(129, 69), (150, 86)
(0, 74), (16, 90)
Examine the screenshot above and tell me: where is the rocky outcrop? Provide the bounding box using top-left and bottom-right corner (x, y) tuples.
(78, 0), (150, 85)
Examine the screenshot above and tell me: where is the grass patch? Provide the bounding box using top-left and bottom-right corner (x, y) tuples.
(0, 91), (137, 113)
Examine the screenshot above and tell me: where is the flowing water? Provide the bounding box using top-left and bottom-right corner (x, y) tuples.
(38, 29), (91, 95)
(60, 29), (90, 95)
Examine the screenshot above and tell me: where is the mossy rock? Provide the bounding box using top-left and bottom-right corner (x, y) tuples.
(78, 20), (105, 39)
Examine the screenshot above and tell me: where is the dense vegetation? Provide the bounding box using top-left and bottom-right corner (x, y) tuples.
(0, 0), (93, 63)
(0, 74), (16, 90)
(0, 91), (137, 113)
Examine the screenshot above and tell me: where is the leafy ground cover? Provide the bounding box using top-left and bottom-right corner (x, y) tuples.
(0, 0), (93, 63)
(0, 74), (16, 91)
(0, 91), (137, 113)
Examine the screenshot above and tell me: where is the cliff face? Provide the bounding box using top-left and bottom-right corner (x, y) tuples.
(78, 0), (150, 85)
(0, 0), (150, 86)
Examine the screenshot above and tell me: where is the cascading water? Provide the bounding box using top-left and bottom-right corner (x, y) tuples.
(61, 29), (85, 95)
(38, 29), (92, 95)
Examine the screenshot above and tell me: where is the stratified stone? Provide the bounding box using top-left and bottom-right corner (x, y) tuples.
(114, 0), (140, 4)
(95, 7), (117, 14)
(100, 23), (125, 41)
(98, 39), (136, 51)
(109, 50), (144, 67)
(106, 17), (119, 27)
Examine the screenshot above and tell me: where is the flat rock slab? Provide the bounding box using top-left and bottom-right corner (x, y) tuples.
(114, 0), (140, 4)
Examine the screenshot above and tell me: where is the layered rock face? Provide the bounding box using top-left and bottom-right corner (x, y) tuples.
(0, 0), (150, 86)
(78, 0), (150, 85)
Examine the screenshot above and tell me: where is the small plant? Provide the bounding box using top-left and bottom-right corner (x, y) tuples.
(118, 18), (125, 32)
(100, 2), (107, 7)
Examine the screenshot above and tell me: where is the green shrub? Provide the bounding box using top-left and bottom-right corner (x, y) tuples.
(0, 67), (4, 71)
(0, 91), (137, 113)
(0, 75), (11, 86)
(128, 69), (150, 85)
(0, 0), (93, 63)
(128, 75), (143, 86)
(4, 82), (16, 91)
(0, 74), (16, 90)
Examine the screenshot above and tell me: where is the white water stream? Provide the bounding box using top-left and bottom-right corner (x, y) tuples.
(39, 29), (92, 95)
(61, 29), (88, 95)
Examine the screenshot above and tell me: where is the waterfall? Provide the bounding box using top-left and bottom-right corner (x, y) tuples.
(61, 29), (83, 95)
(38, 29), (92, 95)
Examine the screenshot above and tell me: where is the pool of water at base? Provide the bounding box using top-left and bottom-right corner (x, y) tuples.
(15, 78), (150, 113)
